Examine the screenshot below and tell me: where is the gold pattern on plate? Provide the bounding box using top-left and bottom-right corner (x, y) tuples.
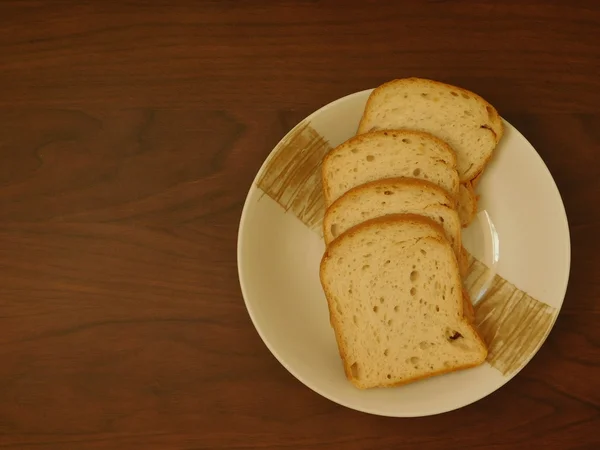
(256, 122), (331, 235)
(462, 253), (556, 376)
(257, 123), (557, 377)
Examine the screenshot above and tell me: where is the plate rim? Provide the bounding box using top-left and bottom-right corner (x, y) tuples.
(237, 89), (571, 417)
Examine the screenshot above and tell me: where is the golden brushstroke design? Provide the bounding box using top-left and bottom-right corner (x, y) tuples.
(462, 252), (556, 375)
(256, 122), (331, 234)
(257, 123), (556, 377)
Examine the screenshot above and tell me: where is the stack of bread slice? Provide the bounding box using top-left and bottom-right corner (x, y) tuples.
(319, 78), (503, 389)
(357, 77), (504, 227)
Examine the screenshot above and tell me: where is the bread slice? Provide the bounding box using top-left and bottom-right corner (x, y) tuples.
(322, 130), (459, 206)
(457, 182), (477, 228)
(357, 78), (504, 183)
(320, 214), (488, 389)
(323, 177), (462, 261)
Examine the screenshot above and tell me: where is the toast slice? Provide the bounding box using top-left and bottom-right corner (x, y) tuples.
(322, 130), (459, 206)
(357, 77), (504, 183)
(320, 214), (488, 389)
(323, 177), (462, 262)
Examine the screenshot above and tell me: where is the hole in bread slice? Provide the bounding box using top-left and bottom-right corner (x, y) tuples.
(330, 224), (339, 238)
(350, 363), (359, 379)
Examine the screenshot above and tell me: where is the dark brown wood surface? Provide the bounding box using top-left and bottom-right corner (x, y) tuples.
(0, 1), (598, 449)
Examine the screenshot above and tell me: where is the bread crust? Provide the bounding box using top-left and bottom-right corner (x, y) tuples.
(363, 353), (487, 389)
(348, 283), (488, 389)
(465, 102), (504, 198)
(323, 213), (448, 250)
(325, 128), (458, 168)
(458, 181), (478, 228)
(320, 214), (449, 387)
(321, 129), (459, 206)
(322, 177), (464, 269)
(325, 176), (456, 216)
(357, 77), (504, 182)
(322, 176), (456, 240)
(358, 77), (504, 138)
(320, 214), (488, 389)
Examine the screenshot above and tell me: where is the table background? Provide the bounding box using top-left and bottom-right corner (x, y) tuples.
(0, 1), (598, 449)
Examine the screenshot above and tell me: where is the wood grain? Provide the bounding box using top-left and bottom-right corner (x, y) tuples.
(0, 1), (599, 449)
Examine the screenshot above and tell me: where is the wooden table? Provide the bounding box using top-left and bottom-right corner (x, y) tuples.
(1, 1), (598, 449)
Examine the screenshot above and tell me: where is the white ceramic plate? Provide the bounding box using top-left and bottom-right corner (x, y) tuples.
(237, 89), (570, 417)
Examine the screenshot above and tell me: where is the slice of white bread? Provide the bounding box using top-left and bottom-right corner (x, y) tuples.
(457, 182), (477, 228)
(323, 177), (462, 261)
(320, 214), (488, 389)
(357, 78), (504, 183)
(322, 130), (459, 207)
